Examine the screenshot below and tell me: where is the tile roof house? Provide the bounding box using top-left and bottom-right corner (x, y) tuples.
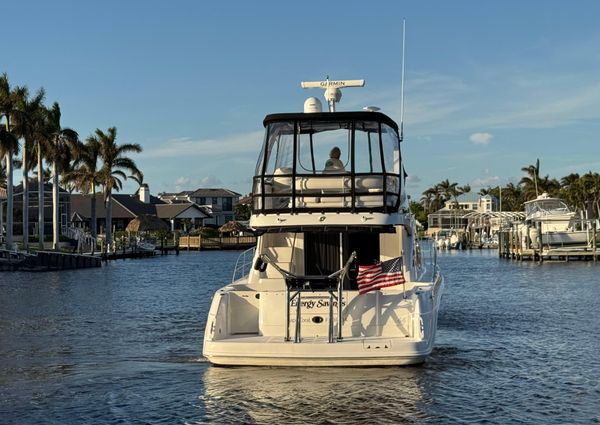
(158, 187), (241, 226)
(71, 185), (211, 234)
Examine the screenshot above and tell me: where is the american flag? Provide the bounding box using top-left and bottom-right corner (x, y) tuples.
(357, 257), (405, 295)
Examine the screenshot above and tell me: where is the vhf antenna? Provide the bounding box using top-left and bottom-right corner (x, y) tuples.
(400, 18), (406, 142)
(301, 77), (365, 112)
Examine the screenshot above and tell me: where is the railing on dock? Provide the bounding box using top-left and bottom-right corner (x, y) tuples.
(62, 227), (97, 253)
(179, 235), (257, 250)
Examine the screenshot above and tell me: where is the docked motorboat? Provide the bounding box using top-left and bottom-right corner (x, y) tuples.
(523, 193), (599, 247)
(202, 76), (444, 366)
(136, 239), (156, 253)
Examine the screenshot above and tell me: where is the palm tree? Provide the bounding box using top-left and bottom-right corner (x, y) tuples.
(46, 102), (78, 250)
(437, 179), (459, 207)
(420, 185), (445, 213)
(560, 173), (580, 189)
(420, 188), (435, 212)
(64, 136), (101, 238)
(573, 172), (600, 218)
(0, 128), (19, 248)
(478, 187), (493, 196)
(34, 104), (57, 250)
(458, 184), (471, 196)
(520, 159), (540, 200)
(13, 87), (46, 250)
(501, 182), (523, 211)
(96, 127), (142, 253)
(0, 73), (24, 249)
(537, 175), (560, 197)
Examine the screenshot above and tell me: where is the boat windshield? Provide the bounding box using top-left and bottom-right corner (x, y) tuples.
(252, 117), (402, 214)
(525, 199), (571, 217)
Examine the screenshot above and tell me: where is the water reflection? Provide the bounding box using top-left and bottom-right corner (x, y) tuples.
(201, 366), (429, 424)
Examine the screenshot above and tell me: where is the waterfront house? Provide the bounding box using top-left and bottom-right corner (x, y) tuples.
(427, 194), (498, 236)
(71, 184), (211, 234)
(158, 188), (241, 226)
(0, 181), (70, 240)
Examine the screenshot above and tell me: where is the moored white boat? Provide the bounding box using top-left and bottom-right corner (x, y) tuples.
(202, 75), (444, 367)
(522, 193), (599, 247)
(135, 237), (156, 253)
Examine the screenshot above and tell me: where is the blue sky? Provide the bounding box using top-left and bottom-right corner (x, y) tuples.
(3, 1), (600, 201)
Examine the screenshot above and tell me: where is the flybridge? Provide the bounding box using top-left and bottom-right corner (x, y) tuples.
(301, 78), (365, 112)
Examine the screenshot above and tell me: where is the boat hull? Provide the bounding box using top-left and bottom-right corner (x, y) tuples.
(204, 337), (432, 367)
(203, 276), (444, 367)
(542, 231), (592, 246)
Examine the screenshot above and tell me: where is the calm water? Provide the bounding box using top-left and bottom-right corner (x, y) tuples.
(1, 249), (599, 424)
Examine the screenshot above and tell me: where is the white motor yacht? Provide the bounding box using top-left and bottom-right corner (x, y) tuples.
(524, 193), (599, 247)
(203, 78), (444, 366)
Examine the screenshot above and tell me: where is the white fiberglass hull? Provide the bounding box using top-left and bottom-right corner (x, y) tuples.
(204, 337), (434, 367)
(541, 231), (592, 246)
(203, 277), (444, 367)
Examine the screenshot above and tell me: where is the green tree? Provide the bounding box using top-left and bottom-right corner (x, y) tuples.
(420, 186), (443, 213)
(13, 87), (46, 250)
(520, 159), (540, 200)
(409, 201), (427, 225)
(64, 136), (101, 237)
(437, 179), (458, 205)
(500, 183), (523, 211)
(234, 202), (251, 221)
(0, 73), (23, 248)
(46, 102), (79, 250)
(560, 173), (580, 189)
(96, 127), (142, 253)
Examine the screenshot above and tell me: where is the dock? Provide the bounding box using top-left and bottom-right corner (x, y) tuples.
(498, 228), (599, 262)
(0, 249), (102, 271)
(178, 235), (256, 250)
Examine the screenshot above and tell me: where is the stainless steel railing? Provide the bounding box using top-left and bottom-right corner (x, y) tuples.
(260, 251), (356, 343)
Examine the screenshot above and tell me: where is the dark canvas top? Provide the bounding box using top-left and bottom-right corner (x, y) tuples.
(263, 111), (399, 132)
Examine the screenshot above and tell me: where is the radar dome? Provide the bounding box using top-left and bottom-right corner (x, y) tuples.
(304, 97), (323, 113)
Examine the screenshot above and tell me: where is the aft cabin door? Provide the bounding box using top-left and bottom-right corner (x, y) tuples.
(304, 232), (340, 275)
(304, 232), (380, 289)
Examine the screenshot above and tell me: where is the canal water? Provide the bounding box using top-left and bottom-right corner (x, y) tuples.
(1, 249), (598, 424)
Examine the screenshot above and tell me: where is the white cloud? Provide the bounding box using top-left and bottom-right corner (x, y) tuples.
(472, 175), (501, 188)
(198, 175), (222, 187)
(469, 132), (493, 145)
(142, 130), (264, 159)
(175, 176), (191, 186)
(406, 174), (421, 184)
(172, 175), (223, 192)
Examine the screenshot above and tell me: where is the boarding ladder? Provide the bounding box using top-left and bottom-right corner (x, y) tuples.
(259, 251), (356, 343)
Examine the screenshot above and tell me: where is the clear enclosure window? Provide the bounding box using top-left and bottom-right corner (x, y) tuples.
(262, 122), (295, 175)
(297, 121), (350, 174)
(354, 121), (383, 173)
(381, 124), (400, 174)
